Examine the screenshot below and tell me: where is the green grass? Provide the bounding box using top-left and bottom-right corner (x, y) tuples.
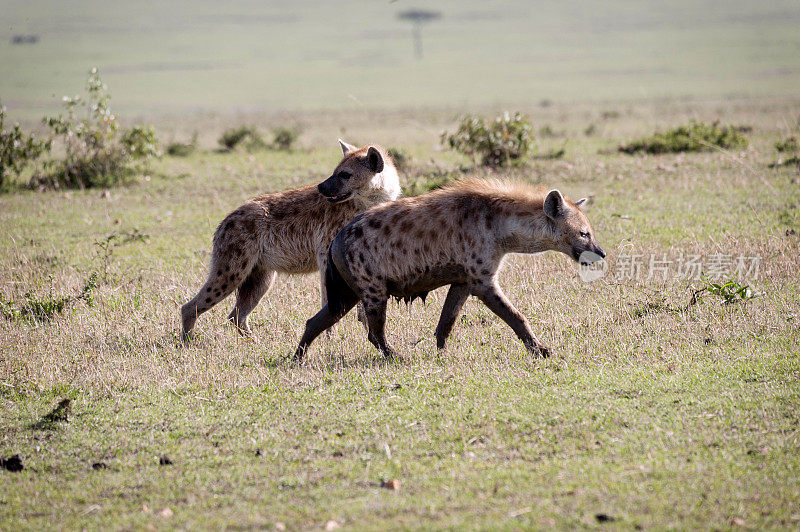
(2, 355), (799, 529)
(1, 98), (800, 528)
(2, 0), (800, 119)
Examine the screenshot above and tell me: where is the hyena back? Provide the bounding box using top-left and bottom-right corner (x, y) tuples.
(181, 140), (400, 341)
(294, 178), (605, 361)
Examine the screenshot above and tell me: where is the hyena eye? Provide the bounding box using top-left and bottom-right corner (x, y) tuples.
(339, 171), (352, 180)
(579, 231), (590, 238)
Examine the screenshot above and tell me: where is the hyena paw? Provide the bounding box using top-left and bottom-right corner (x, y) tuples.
(381, 346), (399, 361)
(536, 345), (551, 358)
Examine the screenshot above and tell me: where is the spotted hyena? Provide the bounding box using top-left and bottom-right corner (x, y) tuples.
(181, 140), (401, 341)
(294, 179), (605, 361)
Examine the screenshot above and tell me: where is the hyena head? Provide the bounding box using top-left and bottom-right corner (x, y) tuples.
(317, 139), (401, 207)
(543, 189), (606, 262)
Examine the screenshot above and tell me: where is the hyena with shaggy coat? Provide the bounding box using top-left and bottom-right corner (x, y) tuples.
(294, 179), (605, 361)
(181, 140), (400, 340)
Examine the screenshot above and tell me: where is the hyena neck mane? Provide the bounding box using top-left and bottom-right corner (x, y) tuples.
(353, 161), (401, 209)
(449, 179), (557, 254)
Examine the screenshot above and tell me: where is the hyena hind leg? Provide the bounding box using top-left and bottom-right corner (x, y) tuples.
(228, 266), (277, 337)
(294, 299), (358, 363)
(181, 254), (258, 342)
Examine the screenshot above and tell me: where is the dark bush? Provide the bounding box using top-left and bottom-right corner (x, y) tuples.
(775, 136), (798, 154)
(441, 112), (535, 167)
(271, 127), (300, 151)
(218, 126), (262, 151)
(166, 133), (198, 157)
(619, 121), (749, 155)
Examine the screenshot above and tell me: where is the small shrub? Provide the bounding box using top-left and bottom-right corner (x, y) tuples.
(271, 127), (300, 151)
(219, 126), (261, 151)
(442, 112), (535, 167)
(121, 125), (161, 160)
(38, 68), (160, 189)
(0, 272), (98, 323)
(0, 102), (50, 189)
(699, 278), (756, 305)
(775, 136), (798, 154)
(619, 121), (749, 155)
(166, 132), (198, 157)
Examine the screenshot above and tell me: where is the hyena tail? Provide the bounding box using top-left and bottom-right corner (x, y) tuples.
(325, 246), (359, 319)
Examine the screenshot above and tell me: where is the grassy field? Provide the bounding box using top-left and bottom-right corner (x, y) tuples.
(1, 97), (799, 529)
(2, 0), (800, 118)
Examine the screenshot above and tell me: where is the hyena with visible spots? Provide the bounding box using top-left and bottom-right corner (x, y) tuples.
(294, 179), (605, 361)
(181, 140), (400, 341)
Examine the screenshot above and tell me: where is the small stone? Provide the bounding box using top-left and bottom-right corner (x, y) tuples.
(381, 479), (401, 490)
(595, 513), (616, 523)
(325, 520), (340, 530)
(0, 455), (23, 472)
(158, 507), (173, 518)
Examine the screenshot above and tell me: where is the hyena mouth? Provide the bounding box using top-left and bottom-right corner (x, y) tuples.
(324, 192), (352, 203)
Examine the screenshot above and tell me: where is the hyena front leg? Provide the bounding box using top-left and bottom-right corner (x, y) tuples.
(227, 265), (276, 337)
(362, 296), (398, 359)
(434, 283), (470, 349)
(181, 245), (258, 342)
(471, 281), (550, 357)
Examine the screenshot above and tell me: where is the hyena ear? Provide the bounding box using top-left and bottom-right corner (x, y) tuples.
(575, 197), (588, 207)
(544, 189), (568, 220)
(338, 138), (357, 156)
(366, 146), (384, 173)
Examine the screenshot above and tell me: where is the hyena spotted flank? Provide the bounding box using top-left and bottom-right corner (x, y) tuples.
(181, 140), (400, 341)
(294, 179), (605, 361)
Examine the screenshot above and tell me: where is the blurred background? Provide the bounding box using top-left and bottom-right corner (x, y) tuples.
(2, 0), (799, 119)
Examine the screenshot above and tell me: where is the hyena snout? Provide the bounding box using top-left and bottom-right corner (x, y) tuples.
(573, 242), (606, 263)
(318, 176), (351, 203)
